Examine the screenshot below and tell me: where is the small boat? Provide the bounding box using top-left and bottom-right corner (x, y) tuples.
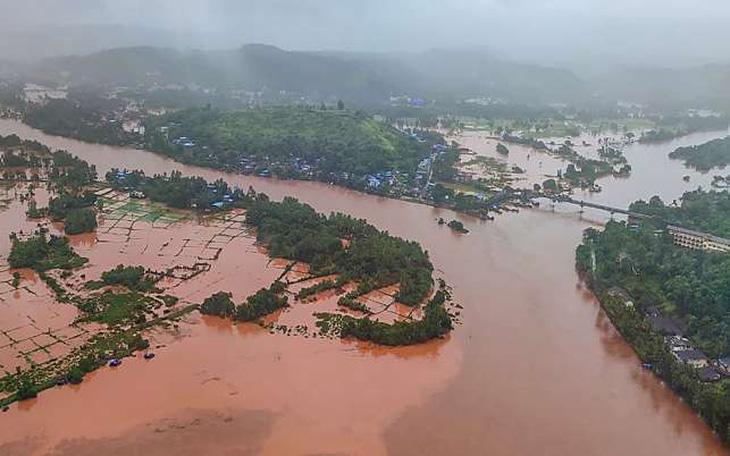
(108, 359), (121, 367)
(143, 352), (155, 360)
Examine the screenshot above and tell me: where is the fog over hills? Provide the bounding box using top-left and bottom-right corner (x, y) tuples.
(1, 0), (729, 109)
(15, 44), (584, 105)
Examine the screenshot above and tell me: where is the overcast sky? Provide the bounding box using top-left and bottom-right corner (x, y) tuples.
(2, 0), (729, 69)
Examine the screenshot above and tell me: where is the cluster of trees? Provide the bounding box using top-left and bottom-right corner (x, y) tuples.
(0, 134), (50, 153)
(576, 217), (730, 442)
(200, 283), (288, 322)
(335, 290), (453, 346)
(79, 291), (156, 326)
(440, 217), (470, 234)
(8, 229), (88, 271)
(245, 191), (434, 305)
(46, 191), (98, 235)
(669, 136), (730, 171)
(630, 191), (730, 238)
(106, 169), (243, 210)
(562, 159), (613, 186)
(640, 116), (729, 144)
(97, 265), (157, 292)
(597, 146), (627, 164)
(14, 149), (102, 235)
(146, 107), (437, 177)
(23, 94), (136, 146)
(200, 291), (236, 318)
(235, 282), (288, 321)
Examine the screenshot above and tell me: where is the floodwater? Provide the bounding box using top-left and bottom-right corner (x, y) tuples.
(0, 118), (729, 455)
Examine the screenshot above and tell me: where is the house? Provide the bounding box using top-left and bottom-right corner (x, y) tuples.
(668, 225), (730, 253)
(646, 308), (683, 336)
(673, 349), (710, 368)
(698, 366), (721, 382)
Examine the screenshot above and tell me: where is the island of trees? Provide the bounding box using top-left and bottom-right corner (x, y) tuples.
(669, 136), (730, 171)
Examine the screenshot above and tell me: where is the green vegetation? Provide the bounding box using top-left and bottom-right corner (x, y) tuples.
(562, 160), (613, 186)
(200, 291), (236, 318)
(235, 283), (289, 321)
(576, 192), (730, 443)
(246, 191), (433, 305)
(8, 229), (88, 271)
(24, 96), (136, 146)
(199, 284), (288, 322)
(79, 291), (157, 326)
(318, 289), (453, 346)
(629, 191), (730, 238)
(90, 265), (158, 292)
(337, 296), (370, 313)
(26, 201), (46, 218)
(669, 136), (730, 171)
(63, 208), (98, 235)
(16, 149), (101, 234)
(147, 107), (437, 177)
(447, 220), (469, 234)
(106, 169), (243, 210)
(297, 277), (345, 300)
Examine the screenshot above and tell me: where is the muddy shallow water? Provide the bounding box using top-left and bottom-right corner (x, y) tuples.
(0, 119), (729, 455)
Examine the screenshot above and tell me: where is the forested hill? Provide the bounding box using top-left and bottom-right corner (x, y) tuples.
(147, 107), (439, 176)
(25, 44), (585, 105)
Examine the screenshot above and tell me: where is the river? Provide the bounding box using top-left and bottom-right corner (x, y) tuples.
(0, 118), (728, 456)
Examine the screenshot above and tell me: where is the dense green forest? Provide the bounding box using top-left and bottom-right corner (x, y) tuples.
(146, 107), (437, 176)
(669, 136), (730, 171)
(576, 191), (730, 442)
(629, 191), (730, 238)
(245, 191), (433, 305)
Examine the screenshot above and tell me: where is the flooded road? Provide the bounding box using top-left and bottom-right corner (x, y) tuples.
(0, 118), (728, 455)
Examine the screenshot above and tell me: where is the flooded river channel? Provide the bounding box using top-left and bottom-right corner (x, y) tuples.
(0, 119), (728, 455)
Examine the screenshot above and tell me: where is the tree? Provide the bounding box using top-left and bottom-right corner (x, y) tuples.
(337, 100), (345, 110)
(200, 291), (235, 318)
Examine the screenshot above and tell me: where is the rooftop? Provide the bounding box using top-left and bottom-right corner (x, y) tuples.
(668, 225), (730, 247)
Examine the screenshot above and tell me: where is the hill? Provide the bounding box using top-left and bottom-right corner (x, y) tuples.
(25, 45), (585, 105)
(146, 107), (439, 177)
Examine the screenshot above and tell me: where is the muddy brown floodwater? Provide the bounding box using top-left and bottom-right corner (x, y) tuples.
(0, 118), (729, 455)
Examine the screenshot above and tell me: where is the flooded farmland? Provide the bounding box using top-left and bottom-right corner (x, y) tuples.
(0, 118), (729, 455)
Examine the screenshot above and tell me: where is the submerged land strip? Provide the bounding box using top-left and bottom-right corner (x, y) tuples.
(0, 137), (459, 406)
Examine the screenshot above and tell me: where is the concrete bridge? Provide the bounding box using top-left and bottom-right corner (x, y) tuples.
(549, 196), (654, 220)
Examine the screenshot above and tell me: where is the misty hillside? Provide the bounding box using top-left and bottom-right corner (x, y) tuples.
(596, 64), (730, 110)
(25, 44), (584, 105)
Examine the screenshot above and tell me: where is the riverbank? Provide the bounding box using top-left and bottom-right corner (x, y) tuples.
(576, 216), (730, 444)
(0, 119), (728, 456)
